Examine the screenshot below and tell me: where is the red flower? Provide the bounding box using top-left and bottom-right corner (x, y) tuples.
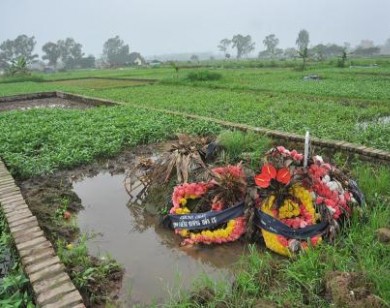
(276, 168), (291, 184)
(254, 163), (291, 188)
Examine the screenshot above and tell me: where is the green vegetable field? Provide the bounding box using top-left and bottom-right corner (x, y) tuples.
(0, 61), (389, 307)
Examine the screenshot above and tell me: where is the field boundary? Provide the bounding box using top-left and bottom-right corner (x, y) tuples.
(0, 159), (85, 307)
(55, 91), (390, 163)
(0, 92), (58, 103)
(41, 76), (158, 83)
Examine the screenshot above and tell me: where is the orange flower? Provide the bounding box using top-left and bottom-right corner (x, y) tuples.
(255, 163), (291, 188)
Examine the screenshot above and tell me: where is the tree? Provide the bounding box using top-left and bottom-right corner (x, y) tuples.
(353, 46), (380, 57)
(57, 38), (83, 69)
(296, 29), (310, 52)
(6, 56), (30, 76)
(263, 34), (279, 58)
(337, 49), (348, 68)
(296, 29), (310, 69)
(381, 38), (390, 55)
(283, 47), (298, 59)
(0, 34), (38, 68)
(311, 44), (327, 61)
(311, 43), (344, 61)
(77, 55), (96, 69)
(218, 38), (232, 59)
(102, 36), (130, 67)
(42, 42), (60, 66)
(190, 54), (199, 62)
(231, 34), (255, 59)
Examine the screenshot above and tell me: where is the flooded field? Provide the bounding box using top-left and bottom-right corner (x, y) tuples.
(73, 171), (250, 305)
(0, 97), (95, 112)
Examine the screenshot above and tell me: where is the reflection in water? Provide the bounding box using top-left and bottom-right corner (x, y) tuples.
(356, 116), (390, 129)
(73, 172), (250, 305)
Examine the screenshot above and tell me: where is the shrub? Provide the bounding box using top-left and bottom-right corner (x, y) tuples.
(186, 70), (222, 82)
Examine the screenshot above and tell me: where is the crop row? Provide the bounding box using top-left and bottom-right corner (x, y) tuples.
(0, 106), (221, 178)
(2, 65), (390, 100)
(163, 67), (390, 101)
(1, 81), (389, 151)
(80, 85), (390, 151)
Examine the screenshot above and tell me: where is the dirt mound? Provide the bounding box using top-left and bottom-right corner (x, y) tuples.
(325, 271), (383, 307)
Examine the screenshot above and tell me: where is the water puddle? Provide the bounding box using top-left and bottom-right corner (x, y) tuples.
(0, 98), (95, 113)
(356, 116), (390, 129)
(73, 171), (250, 305)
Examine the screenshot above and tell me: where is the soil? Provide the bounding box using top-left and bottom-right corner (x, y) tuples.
(324, 271), (383, 307)
(0, 97), (96, 112)
(376, 228), (390, 243)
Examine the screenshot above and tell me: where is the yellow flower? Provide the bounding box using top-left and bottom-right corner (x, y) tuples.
(175, 207), (190, 214)
(262, 230), (291, 257)
(290, 185), (315, 222)
(203, 230), (213, 238)
(279, 199), (300, 219)
(179, 198), (187, 206)
(179, 229), (189, 237)
(260, 185), (321, 257)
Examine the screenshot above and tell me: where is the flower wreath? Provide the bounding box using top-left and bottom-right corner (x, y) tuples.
(255, 146), (359, 257)
(259, 184), (322, 257)
(170, 167), (246, 245)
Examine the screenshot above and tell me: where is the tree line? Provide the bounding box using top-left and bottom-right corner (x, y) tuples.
(0, 35), (144, 70)
(218, 30), (389, 62)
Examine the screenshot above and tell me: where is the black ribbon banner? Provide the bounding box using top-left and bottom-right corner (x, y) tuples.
(169, 201), (245, 230)
(255, 208), (329, 240)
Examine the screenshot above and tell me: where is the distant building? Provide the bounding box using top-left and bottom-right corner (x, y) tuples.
(28, 61), (46, 72)
(129, 52), (145, 66)
(148, 60), (162, 67)
(43, 67), (55, 73)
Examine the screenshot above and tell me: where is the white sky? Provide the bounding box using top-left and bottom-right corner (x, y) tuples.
(1, 0), (389, 57)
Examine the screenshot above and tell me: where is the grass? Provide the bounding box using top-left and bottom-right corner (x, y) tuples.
(0, 210), (35, 307)
(186, 70), (222, 82)
(217, 130), (271, 167)
(56, 235), (122, 305)
(0, 75), (45, 84)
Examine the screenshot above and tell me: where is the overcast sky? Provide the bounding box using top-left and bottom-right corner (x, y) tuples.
(1, 0), (389, 58)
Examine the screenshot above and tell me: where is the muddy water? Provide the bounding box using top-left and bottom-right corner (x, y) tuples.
(0, 98), (94, 112)
(73, 172), (250, 305)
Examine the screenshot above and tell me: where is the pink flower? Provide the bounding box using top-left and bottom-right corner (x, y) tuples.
(287, 149), (303, 161)
(277, 146), (286, 152)
(211, 201), (223, 211)
(311, 236), (320, 246)
(277, 235), (288, 246)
